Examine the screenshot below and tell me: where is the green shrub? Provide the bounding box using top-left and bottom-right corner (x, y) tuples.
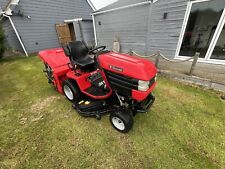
(0, 21), (5, 59)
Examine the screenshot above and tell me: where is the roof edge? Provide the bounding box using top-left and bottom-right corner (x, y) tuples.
(92, 1), (152, 16)
(64, 18), (92, 23)
(86, 0), (96, 11)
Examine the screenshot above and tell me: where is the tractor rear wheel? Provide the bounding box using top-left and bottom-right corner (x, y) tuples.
(109, 110), (133, 133)
(62, 79), (80, 102)
(44, 63), (54, 84)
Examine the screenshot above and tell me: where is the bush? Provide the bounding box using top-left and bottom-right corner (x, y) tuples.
(0, 21), (5, 59)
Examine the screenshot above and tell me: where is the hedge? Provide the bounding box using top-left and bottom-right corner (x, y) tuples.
(0, 21), (5, 59)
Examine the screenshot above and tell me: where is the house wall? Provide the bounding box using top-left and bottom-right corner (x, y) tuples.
(147, 0), (188, 58)
(3, 0), (93, 53)
(2, 19), (23, 51)
(1, 0), (23, 52)
(94, 0), (189, 58)
(0, 0), (9, 9)
(98, 0), (148, 11)
(94, 4), (150, 53)
(73, 20), (95, 47)
(80, 21), (95, 47)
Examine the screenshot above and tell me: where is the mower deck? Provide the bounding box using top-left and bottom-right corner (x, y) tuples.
(72, 99), (117, 119)
(71, 93), (155, 119)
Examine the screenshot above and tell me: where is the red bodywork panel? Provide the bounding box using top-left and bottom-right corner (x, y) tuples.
(98, 52), (157, 81)
(39, 48), (69, 69)
(98, 52), (157, 101)
(39, 48), (70, 93)
(38, 48), (112, 99)
(66, 70), (112, 99)
(38, 48), (157, 101)
(132, 83), (156, 101)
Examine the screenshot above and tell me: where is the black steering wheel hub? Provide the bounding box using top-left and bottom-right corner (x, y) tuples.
(89, 46), (106, 55)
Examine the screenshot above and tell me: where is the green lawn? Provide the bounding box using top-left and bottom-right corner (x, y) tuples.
(0, 56), (225, 169)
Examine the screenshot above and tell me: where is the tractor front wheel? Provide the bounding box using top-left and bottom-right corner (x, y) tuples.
(62, 79), (80, 102)
(109, 110), (133, 133)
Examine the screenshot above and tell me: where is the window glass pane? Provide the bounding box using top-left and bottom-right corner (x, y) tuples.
(211, 24), (225, 60)
(179, 0), (225, 58)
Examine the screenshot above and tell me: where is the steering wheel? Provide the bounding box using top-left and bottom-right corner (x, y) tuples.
(89, 46), (106, 55)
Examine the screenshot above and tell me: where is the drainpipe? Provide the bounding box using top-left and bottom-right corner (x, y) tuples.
(91, 14), (97, 46)
(3, 13), (28, 56)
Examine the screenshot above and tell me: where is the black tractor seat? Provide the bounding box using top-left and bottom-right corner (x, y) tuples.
(63, 41), (95, 67)
(72, 54), (94, 67)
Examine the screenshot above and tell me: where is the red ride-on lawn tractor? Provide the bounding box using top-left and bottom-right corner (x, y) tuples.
(39, 41), (157, 133)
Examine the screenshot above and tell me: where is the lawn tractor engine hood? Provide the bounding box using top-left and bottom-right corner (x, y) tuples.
(98, 52), (157, 101)
(99, 52), (157, 80)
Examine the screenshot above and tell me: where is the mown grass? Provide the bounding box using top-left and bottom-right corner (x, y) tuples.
(0, 56), (224, 169)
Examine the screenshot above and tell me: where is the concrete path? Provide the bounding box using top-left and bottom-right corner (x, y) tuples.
(146, 57), (225, 93)
(159, 70), (225, 93)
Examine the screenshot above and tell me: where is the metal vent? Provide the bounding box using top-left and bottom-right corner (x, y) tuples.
(105, 70), (138, 96)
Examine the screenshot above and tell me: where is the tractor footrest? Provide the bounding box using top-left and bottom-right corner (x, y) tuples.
(72, 100), (116, 119)
(84, 86), (109, 96)
(75, 100), (108, 112)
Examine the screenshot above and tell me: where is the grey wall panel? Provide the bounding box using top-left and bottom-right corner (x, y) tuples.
(147, 0), (188, 58)
(73, 20), (94, 47)
(8, 0), (93, 53)
(0, 0), (9, 9)
(2, 19), (23, 52)
(95, 4), (150, 54)
(73, 21), (82, 41)
(80, 21), (95, 47)
(99, 0), (146, 11)
(94, 0), (188, 58)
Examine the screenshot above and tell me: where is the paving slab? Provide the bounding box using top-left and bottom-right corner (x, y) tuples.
(147, 57), (225, 85)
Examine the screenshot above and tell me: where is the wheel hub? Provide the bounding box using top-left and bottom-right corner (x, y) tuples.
(63, 85), (74, 100)
(112, 117), (125, 130)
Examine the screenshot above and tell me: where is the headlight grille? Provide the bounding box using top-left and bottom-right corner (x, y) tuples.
(105, 70), (156, 95)
(104, 70), (138, 96)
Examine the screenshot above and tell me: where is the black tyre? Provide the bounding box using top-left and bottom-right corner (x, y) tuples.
(109, 110), (133, 133)
(44, 63), (54, 84)
(62, 79), (80, 102)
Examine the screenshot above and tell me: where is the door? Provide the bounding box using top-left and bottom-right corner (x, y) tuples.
(55, 23), (75, 45)
(176, 0), (225, 61)
(73, 20), (95, 47)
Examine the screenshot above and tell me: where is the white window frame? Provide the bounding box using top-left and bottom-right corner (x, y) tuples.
(175, 0), (225, 65)
(206, 9), (225, 63)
